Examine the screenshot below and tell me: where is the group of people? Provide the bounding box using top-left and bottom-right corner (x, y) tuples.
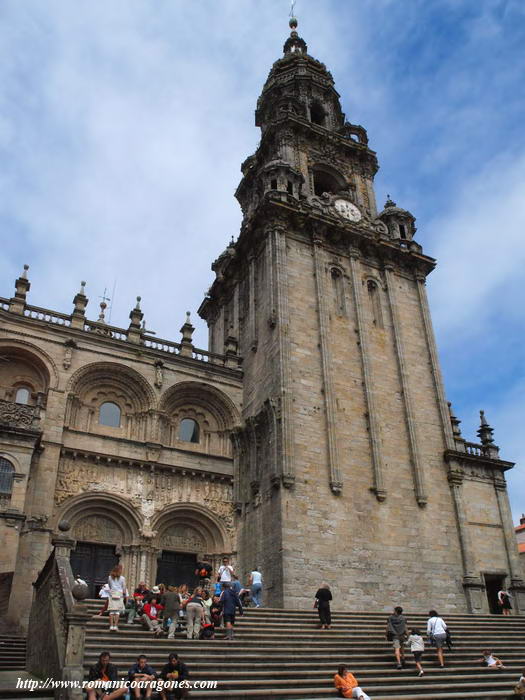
(96, 558), (262, 641)
(312, 587), (521, 700)
(86, 651), (189, 700)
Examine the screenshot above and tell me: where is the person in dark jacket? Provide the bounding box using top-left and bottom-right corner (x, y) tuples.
(219, 581), (243, 639)
(128, 655), (157, 699)
(162, 586), (181, 637)
(86, 652), (127, 699)
(314, 583), (333, 630)
(159, 652), (190, 700)
(387, 606), (408, 669)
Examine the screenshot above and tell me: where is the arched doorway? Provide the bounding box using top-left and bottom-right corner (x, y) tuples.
(59, 493), (142, 597)
(152, 504), (231, 589)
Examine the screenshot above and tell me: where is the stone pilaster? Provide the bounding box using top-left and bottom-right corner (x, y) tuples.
(447, 467), (486, 612)
(312, 236), (342, 494)
(349, 251), (386, 501)
(494, 478), (525, 612)
(415, 274), (455, 450)
(271, 227), (295, 488)
(384, 265), (427, 506)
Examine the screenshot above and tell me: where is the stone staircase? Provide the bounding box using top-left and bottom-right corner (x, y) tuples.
(83, 600), (525, 699)
(0, 636), (25, 671)
(0, 634), (54, 700)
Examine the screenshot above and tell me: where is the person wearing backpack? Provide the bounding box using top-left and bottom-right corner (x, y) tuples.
(195, 560), (213, 592)
(427, 610), (447, 667)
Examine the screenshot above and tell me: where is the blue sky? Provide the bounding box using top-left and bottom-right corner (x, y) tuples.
(0, 0), (523, 521)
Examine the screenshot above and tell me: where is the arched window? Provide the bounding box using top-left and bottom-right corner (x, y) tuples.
(310, 101), (326, 126)
(15, 387), (31, 404)
(179, 418), (200, 443)
(367, 280), (384, 329)
(99, 402), (121, 427)
(331, 269), (346, 316)
(313, 168), (342, 197)
(0, 457), (14, 505)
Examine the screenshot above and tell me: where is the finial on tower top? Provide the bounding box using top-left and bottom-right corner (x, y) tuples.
(135, 296), (141, 310)
(98, 301), (107, 323)
(22, 264), (29, 279)
(289, 0), (297, 28)
(385, 195), (397, 208)
(284, 0), (307, 55)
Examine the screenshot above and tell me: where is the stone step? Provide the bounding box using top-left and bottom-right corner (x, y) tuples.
(83, 601), (525, 620)
(85, 617), (525, 632)
(83, 636), (525, 652)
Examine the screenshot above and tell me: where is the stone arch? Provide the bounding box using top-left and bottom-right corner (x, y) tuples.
(0, 340), (56, 405)
(65, 362), (155, 439)
(57, 492), (143, 545)
(311, 162), (346, 197)
(159, 381), (240, 456)
(152, 503), (231, 554)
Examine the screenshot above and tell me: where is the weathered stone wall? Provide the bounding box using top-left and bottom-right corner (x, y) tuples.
(0, 310), (242, 627)
(278, 233), (466, 611)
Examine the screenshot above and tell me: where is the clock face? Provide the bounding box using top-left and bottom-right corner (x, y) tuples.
(334, 198), (361, 222)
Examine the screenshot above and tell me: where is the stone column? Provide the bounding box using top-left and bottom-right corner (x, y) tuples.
(312, 236), (342, 494)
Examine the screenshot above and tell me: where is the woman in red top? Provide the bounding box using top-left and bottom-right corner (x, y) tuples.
(141, 596), (164, 637)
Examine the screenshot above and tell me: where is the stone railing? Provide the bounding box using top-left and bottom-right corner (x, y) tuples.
(1, 296), (242, 371)
(27, 527), (90, 700)
(0, 398), (40, 430)
(465, 441), (484, 457)
(24, 304), (72, 326)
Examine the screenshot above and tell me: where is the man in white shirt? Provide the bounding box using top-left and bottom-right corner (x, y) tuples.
(217, 557), (234, 583)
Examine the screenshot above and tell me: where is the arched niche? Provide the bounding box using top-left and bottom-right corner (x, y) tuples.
(159, 381), (240, 456)
(152, 503), (230, 555)
(0, 342), (53, 406)
(65, 362), (155, 439)
(57, 492), (143, 545)
(311, 163), (346, 197)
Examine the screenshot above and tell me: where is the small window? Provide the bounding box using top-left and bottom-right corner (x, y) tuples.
(15, 387), (31, 404)
(287, 180), (293, 195)
(99, 402), (121, 427)
(0, 457), (14, 501)
(270, 179), (277, 190)
(179, 418), (200, 443)
(367, 280), (384, 329)
(331, 269), (346, 316)
(399, 223), (407, 240)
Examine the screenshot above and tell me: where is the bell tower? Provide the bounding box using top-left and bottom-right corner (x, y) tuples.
(199, 19), (525, 612)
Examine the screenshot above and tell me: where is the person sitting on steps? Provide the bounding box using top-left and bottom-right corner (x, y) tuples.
(478, 649), (506, 669)
(86, 651), (127, 700)
(333, 665), (372, 700)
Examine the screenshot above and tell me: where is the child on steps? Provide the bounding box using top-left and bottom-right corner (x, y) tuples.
(406, 628), (425, 676)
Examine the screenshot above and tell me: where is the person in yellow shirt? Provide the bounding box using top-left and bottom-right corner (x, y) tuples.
(333, 665), (371, 700)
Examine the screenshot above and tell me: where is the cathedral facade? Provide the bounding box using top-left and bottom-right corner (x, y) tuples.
(1, 21), (523, 630)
